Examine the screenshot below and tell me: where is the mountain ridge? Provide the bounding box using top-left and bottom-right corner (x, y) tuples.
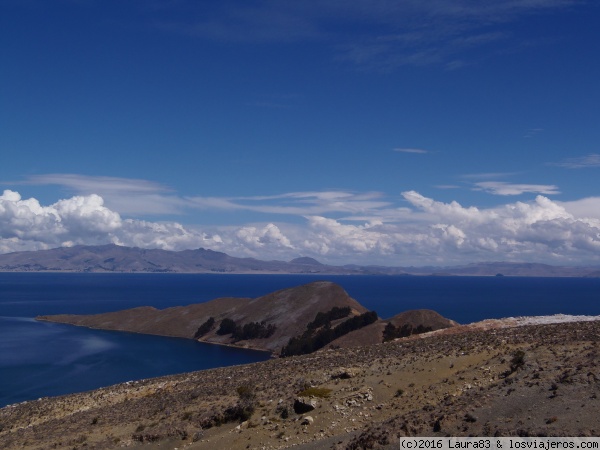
(1, 244), (599, 276)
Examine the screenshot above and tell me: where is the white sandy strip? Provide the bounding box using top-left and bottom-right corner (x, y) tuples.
(510, 314), (600, 326)
(405, 314), (600, 341)
(466, 314), (600, 330)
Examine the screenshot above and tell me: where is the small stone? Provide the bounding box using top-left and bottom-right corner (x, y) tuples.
(301, 416), (314, 426)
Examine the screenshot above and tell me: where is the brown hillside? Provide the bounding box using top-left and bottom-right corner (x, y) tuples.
(3, 319), (600, 449)
(37, 298), (248, 339)
(326, 309), (458, 349)
(387, 309), (459, 329)
(38, 281), (368, 354)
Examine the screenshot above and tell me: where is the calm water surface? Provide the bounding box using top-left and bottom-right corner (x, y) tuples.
(1, 273), (599, 407)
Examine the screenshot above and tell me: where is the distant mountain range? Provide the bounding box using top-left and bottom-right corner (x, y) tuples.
(0, 244), (598, 277)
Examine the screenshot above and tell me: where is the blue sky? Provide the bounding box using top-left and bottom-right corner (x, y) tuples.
(1, 0), (600, 266)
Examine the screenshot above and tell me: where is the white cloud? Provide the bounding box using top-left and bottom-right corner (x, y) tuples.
(188, 190), (391, 216)
(235, 223), (294, 250)
(473, 181), (560, 196)
(23, 174), (395, 220)
(461, 172), (520, 180)
(19, 173), (394, 220)
(263, 192), (600, 265)
(550, 154), (600, 169)
(305, 216), (393, 255)
(114, 219), (218, 252)
(394, 148), (429, 154)
(54, 194), (122, 234)
(0, 190), (118, 248)
(398, 191), (600, 262)
(402, 190), (484, 222)
(22, 174), (186, 216)
(558, 197), (600, 220)
(24, 174), (171, 194)
(0, 189), (216, 252)
(2, 188), (600, 266)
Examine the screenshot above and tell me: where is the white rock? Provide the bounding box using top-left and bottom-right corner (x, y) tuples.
(301, 416), (314, 426)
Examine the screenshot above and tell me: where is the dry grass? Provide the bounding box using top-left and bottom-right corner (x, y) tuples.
(298, 387), (333, 398)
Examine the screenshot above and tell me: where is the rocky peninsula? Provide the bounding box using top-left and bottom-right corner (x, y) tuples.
(36, 281), (457, 355)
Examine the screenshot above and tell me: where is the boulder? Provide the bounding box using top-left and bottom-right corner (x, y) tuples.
(294, 397), (317, 414)
(331, 368), (357, 379)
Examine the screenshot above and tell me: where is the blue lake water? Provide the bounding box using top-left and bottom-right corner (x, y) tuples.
(1, 273), (600, 407)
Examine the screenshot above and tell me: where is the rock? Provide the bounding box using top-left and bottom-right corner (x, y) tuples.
(464, 413), (477, 423)
(294, 397), (317, 414)
(301, 416), (314, 426)
(191, 431), (203, 442)
(332, 368), (357, 379)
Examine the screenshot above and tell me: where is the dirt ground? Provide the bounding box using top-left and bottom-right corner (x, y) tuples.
(2, 319), (599, 450)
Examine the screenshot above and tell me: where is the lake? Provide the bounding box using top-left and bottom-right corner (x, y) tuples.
(1, 272), (599, 407)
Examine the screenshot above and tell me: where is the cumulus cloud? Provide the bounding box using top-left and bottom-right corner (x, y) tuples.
(294, 192), (600, 265)
(235, 223), (294, 250)
(558, 197), (600, 220)
(2, 189), (600, 266)
(304, 216), (392, 255)
(0, 190), (121, 245)
(399, 191), (600, 262)
(0, 190), (218, 252)
(0, 190), (300, 259)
